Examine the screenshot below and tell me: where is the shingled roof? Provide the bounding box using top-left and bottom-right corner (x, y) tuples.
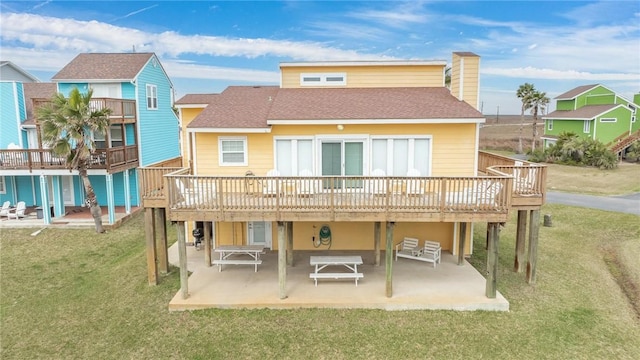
(52, 53), (155, 81)
(555, 84), (599, 100)
(189, 86), (279, 129)
(188, 86), (483, 129)
(176, 93), (219, 106)
(544, 104), (621, 120)
(22, 82), (58, 123)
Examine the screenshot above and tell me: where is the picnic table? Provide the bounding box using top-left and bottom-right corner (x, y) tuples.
(309, 255), (364, 286)
(213, 245), (265, 272)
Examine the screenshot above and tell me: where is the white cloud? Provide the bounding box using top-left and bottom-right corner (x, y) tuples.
(483, 67), (640, 81)
(0, 12), (382, 61)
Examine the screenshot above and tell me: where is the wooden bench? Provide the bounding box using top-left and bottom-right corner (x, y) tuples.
(396, 238), (441, 268)
(309, 255), (364, 286)
(212, 259), (262, 272)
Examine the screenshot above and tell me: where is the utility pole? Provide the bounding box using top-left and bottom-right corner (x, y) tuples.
(496, 105), (499, 123)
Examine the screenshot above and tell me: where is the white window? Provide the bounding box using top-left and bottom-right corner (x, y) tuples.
(300, 73), (347, 86)
(219, 137), (247, 166)
(93, 125), (124, 148)
(547, 120), (553, 131)
(600, 117), (617, 123)
(146, 84), (158, 110)
(371, 137), (431, 176)
(0, 177), (6, 194)
(90, 83), (121, 98)
(583, 120), (591, 133)
(275, 138), (313, 176)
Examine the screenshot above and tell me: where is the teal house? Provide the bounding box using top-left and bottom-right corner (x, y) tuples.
(542, 84), (640, 155)
(0, 53), (180, 224)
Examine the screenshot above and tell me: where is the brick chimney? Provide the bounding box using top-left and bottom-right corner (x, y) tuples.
(450, 52), (480, 111)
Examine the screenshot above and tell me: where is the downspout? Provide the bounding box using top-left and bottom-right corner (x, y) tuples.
(593, 117), (597, 140)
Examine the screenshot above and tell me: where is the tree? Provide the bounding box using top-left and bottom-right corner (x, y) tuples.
(37, 88), (111, 233)
(528, 90), (550, 152)
(444, 66), (451, 89)
(516, 83), (535, 154)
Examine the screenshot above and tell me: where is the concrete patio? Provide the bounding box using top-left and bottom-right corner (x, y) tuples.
(168, 243), (509, 312)
(0, 206), (140, 230)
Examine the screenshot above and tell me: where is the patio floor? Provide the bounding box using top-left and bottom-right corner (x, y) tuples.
(168, 244), (509, 311)
(0, 206), (140, 230)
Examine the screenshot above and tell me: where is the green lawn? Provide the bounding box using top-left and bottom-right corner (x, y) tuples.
(1, 206), (639, 359)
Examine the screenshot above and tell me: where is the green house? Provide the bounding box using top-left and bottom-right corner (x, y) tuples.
(542, 84), (640, 155)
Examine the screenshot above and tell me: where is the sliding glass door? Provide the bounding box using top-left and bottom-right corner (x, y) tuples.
(321, 141), (363, 189)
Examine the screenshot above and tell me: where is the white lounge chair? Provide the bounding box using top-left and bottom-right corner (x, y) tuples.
(395, 237), (420, 261)
(0, 201), (10, 217)
(405, 168), (425, 195)
(296, 169), (316, 196)
(7, 201), (26, 219)
(367, 168), (388, 195)
(420, 240), (442, 268)
(263, 169), (282, 196)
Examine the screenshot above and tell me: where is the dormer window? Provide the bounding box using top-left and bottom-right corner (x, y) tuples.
(300, 73), (346, 86)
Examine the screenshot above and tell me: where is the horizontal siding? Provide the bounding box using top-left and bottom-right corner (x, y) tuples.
(215, 221), (459, 252)
(193, 123), (478, 177)
(281, 65), (444, 88)
(0, 82), (20, 148)
(181, 107), (206, 167)
(58, 83), (87, 96)
(122, 82), (135, 100)
(136, 57), (181, 166)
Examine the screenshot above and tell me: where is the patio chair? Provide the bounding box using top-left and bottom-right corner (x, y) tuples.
(0, 201), (10, 217)
(420, 240), (442, 268)
(7, 201), (26, 220)
(367, 168), (388, 195)
(405, 168), (425, 196)
(262, 169), (282, 196)
(296, 169), (316, 196)
(395, 237), (420, 261)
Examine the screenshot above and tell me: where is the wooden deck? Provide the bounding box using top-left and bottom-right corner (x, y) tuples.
(139, 152), (546, 223)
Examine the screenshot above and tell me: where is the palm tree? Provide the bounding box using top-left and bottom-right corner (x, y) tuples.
(37, 88), (111, 233)
(444, 66), (451, 89)
(528, 90), (550, 152)
(516, 83), (535, 154)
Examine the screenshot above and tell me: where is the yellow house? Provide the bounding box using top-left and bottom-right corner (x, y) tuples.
(143, 52), (546, 304)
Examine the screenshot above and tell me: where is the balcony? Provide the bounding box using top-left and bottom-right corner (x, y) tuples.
(140, 152), (546, 223)
(0, 146), (139, 173)
(32, 97), (137, 124)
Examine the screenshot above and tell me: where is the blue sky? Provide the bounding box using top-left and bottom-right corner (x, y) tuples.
(1, 0), (639, 114)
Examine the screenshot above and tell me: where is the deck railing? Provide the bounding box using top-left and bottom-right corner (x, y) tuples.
(33, 97), (137, 124)
(161, 171), (513, 221)
(0, 146), (138, 172)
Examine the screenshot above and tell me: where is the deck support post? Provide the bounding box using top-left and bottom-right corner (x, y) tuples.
(526, 210), (540, 284)
(374, 221), (381, 266)
(278, 221), (287, 299)
(458, 222), (467, 265)
(156, 208), (169, 274)
(204, 221), (212, 267)
(105, 173), (116, 225)
(177, 221), (189, 299)
(385, 221), (395, 298)
(514, 210), (527, 273)
(486, 222), (499, 298)
(286, 221), (294, 266)
(144, 208), (158, 285)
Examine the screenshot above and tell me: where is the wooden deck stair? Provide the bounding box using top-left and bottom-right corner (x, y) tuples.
(609, 130), (640, 154)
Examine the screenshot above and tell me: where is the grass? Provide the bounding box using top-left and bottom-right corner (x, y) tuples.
(546, 162), (640, 195)
(2, 206), (639, 359)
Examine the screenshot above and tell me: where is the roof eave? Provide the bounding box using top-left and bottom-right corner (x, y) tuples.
(267, 118), (485, 125)
(187, 127), (272, 133)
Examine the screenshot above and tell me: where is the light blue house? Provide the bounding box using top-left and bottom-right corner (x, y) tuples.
(0, 53), (180, 225)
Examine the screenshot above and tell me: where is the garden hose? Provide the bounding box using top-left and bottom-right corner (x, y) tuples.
(314, 224), (332, 249)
